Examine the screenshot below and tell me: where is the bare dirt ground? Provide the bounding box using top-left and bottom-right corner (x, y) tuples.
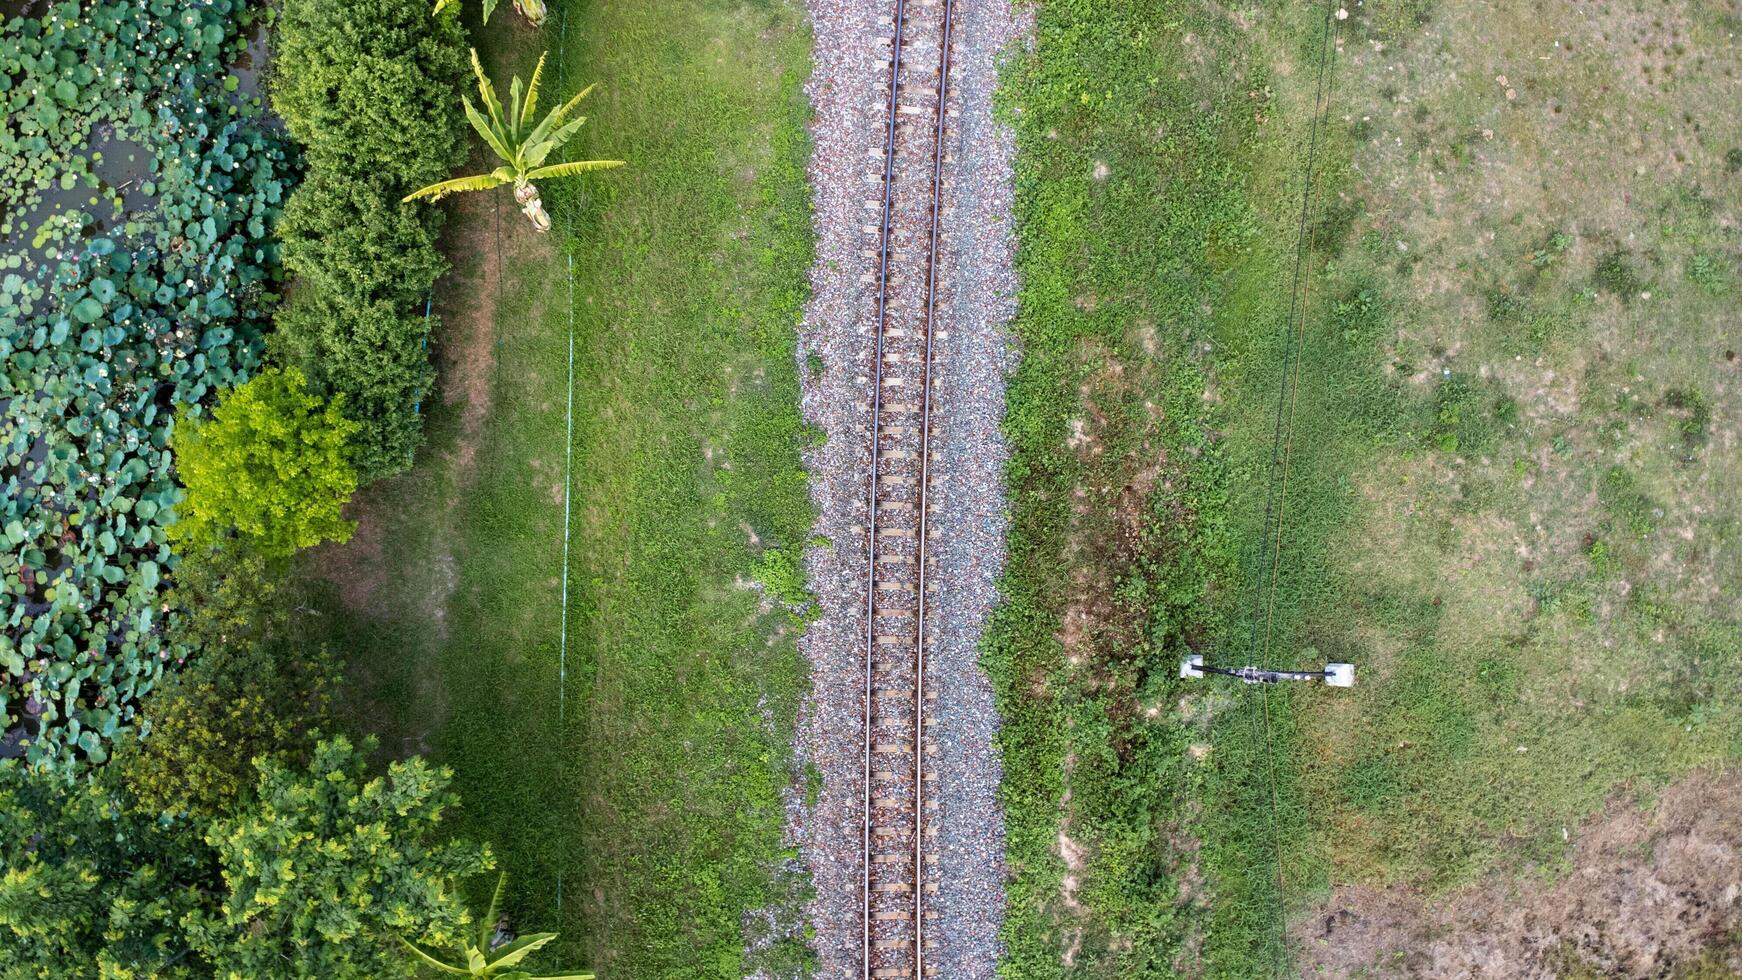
(436, 190), (507, 479)
(1296, 765), (1742, 979)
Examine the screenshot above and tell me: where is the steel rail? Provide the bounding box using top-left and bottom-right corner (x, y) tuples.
(910, 0), (954, 975)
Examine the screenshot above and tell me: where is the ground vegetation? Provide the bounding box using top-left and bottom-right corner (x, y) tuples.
(300, 0), (820, 971)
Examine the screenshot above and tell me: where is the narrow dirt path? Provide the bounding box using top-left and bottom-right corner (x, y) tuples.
(792, 0), (1028, 975)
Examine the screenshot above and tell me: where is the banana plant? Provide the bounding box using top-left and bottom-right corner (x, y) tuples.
(400, 872), (594, 979)
(403, 50), (622, 233)
(432, 0), (546, 30)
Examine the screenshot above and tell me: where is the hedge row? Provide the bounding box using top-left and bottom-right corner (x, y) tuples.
(269, 0), (468, 480)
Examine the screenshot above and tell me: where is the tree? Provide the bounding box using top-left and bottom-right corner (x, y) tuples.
(189, 738), (492, 977)
(1, 739), (492, 976)
(401, 872), (594, 979)
(170, 367), (360, 558)
(404, 50), (623, 232)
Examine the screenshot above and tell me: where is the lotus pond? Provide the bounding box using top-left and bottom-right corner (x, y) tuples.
(1, 0), (295, 766)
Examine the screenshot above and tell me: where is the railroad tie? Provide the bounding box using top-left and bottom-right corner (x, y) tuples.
(873, 939), (910, 950)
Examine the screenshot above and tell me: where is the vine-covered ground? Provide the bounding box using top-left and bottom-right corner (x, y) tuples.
(991, 0), (1741, 975)
(298, 0), (819, 973)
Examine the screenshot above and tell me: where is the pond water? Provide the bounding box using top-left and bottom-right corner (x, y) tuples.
(231, 17), (271, 104)
(0, 125), (155, 271)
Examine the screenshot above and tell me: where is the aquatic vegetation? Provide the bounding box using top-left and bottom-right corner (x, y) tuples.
(1, 0), (296, 767)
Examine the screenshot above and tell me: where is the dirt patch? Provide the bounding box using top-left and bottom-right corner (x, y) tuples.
(1295, 766), (1742, 978)
(316, 491), (387, 610)
(436, 188), (507, 478)
(1057, 752), (1088, 967)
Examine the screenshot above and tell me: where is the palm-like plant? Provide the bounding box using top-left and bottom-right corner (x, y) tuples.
(400, 872), (593, 979)
(432, 0), (546, 30)
(404, 50), (622, 233)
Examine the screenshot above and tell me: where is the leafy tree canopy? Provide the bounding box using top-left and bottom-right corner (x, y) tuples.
(191, 739), (490, 976)
(0, 738), (489, 978)
(170, 367), (361, 559)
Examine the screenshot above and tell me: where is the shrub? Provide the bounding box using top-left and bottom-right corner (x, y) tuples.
(125, 640), (339, 819)
(122, 545), (338, 818)
(1686, 253), (1731, 296)
(161, 542), (291, 656)
(1594, 248), (1643, 301)
(170, 367), (361, 558)
(274, 293), (438, 476)
(272, 0), (467, 185)
(269, 0), (467, 481)
(278, 172), (448, 307)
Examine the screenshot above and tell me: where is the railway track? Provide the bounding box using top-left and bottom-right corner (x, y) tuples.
(860, 0), (955, 977)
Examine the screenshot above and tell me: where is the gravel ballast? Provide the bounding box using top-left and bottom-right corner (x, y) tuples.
(785, 0), (1029, 975)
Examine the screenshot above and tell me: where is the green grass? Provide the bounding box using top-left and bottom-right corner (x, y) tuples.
(292, 1), (818, 975)
(986, 0), (1285, 974)
(993, 0), (1742, 976)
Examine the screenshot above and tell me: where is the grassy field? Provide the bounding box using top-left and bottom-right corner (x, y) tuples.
(293, 1), (818, 975)
(991, 0), (1741, 976)
(1283, 0), (1742, 919)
